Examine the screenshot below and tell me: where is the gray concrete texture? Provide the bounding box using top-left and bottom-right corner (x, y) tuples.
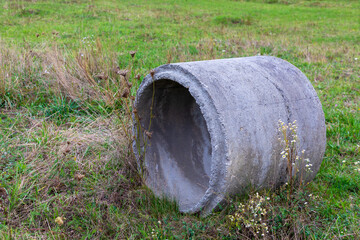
(133, 56), (326, 215)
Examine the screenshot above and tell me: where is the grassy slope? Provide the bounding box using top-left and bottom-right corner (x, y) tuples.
(0, 0), (359, 239)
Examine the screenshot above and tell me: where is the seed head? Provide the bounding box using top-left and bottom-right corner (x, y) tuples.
(55, 217), (64, 226)
(74, 173), (85, 181)
(145, 130), (153, 139)
(95, 73), (108, 80)
(129, 50), (136, 58)
(122, 88), (130, 98)
(117, 69), (129, 77)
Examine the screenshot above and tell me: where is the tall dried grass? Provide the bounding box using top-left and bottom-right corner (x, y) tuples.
(0, 40), (142, 237)
(0, 40), (134, 107)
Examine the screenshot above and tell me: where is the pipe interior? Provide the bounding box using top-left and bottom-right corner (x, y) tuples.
(137, 80), (212, 210)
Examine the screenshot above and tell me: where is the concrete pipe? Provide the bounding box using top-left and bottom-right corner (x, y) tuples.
(133, 56), (326, 215)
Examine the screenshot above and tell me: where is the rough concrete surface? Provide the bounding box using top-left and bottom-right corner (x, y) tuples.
(133, 56), (326, 215)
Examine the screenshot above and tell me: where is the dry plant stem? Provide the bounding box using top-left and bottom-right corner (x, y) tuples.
(146, 74), (156, 133)
(137, 74), (156, 177)
(76, 55), (107, 97)
(279, 119), (314, 204)
(114, 109), (143, 183)
(115, 108), (130, 140)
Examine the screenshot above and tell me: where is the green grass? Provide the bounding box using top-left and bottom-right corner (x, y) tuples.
(0, 0), (359, 238)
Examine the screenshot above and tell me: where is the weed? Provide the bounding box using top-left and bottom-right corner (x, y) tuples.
(228, 192), (270, 238)
(278, 120), (312, 193)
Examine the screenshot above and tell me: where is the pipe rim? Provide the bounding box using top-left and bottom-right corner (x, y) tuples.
(133, 64), (228, 214)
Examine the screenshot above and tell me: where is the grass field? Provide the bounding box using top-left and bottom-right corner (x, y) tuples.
(0, 0), (359, 239)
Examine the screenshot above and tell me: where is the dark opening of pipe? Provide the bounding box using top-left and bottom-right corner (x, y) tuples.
(137, 80), (212, 209)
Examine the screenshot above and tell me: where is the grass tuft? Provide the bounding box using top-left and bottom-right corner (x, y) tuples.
(213, 15), (253, 26)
